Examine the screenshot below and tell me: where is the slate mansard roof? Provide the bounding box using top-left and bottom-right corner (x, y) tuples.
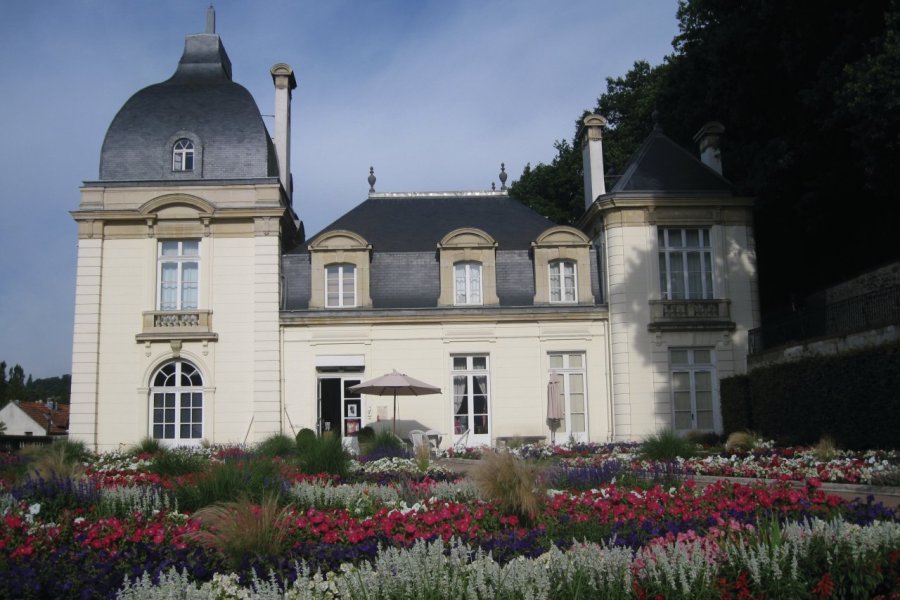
(609, 126), (735, 195)
(282, 192), (603, 310)
(98, 32), (278, 182)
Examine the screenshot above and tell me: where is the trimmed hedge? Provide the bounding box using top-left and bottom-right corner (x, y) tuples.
(721, 341), (900, 449)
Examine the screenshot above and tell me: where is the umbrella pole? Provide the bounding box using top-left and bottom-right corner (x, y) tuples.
(392, 392), (397, 435)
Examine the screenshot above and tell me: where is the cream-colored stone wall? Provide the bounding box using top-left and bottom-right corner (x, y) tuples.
(602, 214), (759, 440)
(282, 318), (610, 447)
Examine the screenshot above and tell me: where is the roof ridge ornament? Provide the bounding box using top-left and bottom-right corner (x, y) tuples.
(206, 5), (216, 34)
(368, 166), (376, 193)
(499, 163), (508, 190)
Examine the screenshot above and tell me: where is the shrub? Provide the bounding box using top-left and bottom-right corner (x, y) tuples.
(149, 448), (205, 477)
(174, 457), (284, 512)
(413, 442), (430, 473)
(183, 495), (291, 569)
(298, 434), (350, 478)
(256, 433), (298, 459)
(640, 429), (696, 461)
(470, 450), (543, 521)
(295, 428), (317, 453)
(361, 430), (409, 461)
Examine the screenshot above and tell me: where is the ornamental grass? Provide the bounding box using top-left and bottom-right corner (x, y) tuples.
(184, 494), (293, 569)
(471, 450), (544, 521)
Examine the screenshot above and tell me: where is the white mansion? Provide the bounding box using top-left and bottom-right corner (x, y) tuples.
(70, 19), (759, 451)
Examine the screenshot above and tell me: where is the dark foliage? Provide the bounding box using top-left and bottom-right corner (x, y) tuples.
(721, 341), (900, 449)
(720, 375), (753, 433)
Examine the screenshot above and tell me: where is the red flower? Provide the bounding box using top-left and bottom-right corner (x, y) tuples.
(811, 572), (834, 599)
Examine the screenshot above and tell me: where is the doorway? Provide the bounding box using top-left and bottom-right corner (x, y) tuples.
(317, 376), (362, 442)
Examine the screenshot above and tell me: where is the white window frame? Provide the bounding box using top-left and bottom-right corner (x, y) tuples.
(658, 227), (714, 300)
(325, 263), (357, 308)
(172, 139), (195, 171)
(157, 240), (199, 311)
(548, 352), (588, 442)
(669, 348), (718, 432)
(454, 261), (483, 305)
(549, 260), (578, 303)
(150, 360), (204, 445)
(451, 355), (490, 445)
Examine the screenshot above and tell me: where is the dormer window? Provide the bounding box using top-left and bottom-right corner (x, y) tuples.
(549, 260), (577, 303)
(173, 139), (195, 171)
(454, 261), (483, 305)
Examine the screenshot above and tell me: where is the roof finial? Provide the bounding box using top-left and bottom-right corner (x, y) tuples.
(499, 162), (508, 191)
(206, 5), (216, 34)
(491, 182), (496, 191)
(368, 166), (376, 193)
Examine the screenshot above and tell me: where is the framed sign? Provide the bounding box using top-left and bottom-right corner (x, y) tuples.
(347, 404), (358, 418)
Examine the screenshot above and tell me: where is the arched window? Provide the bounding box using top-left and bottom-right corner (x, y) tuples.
(454, 261), (482, 305)
(150, 360), (203, 443)
(549, 260), (577, 303)
(172, 139), (195, 171)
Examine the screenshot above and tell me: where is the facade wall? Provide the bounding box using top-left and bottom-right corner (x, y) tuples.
(281, 318), (610, 447)
(0, 405), (45, 436)
(603, 214), (758, 440)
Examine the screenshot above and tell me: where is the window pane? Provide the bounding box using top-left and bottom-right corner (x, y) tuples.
(693, 350), (711, 365)
(342, 266), (355, 306)
(571, 413), (585, 432)
(473, 356), (487, 370)
(181, 407), (191, 422)
(658, 229), (665, 247)
(669, 230), (683, 248)
(670, 350), (689, 365)
(180, 424), (190, 439)
(697, 410), (714, 429)
(473, 375), (487, 395)
(659, 253), (669, 299)
(687, 252), (702, 299)
(674, 391), (692, 411)
(674, 412), (693, 430)
(695, 391), (713, 411)
(164, 394), (175, 408)
(703, 253), (713, 298)
(563, 262), (576, 301)
(192, 408), (202, 422)
(569, 373), (584, 394)
(700, 229), (710, 248)
(160, 263), (178, 310)
(695, 371), (712, 390)
(569, 354), (583, 369)
(474, 415), (488, 434)
(184, 153), (194, 170)
(164, 424), (175, 438)
(669, 253), (685, 299)
(153, 408), (163, 423)
(548, 355), (563, 369)
(469, 264), (481, 304)
(673, 372), (691, 394)
(164, 408), (175, 422)
(191, 424), (202, 438)
(686, 229), (700, 247)
(550, 264), (561, 302)
(455, 264), (467, 304)
(454, 415), (468, 434)
(182, 241), (199, 256)
(570, 392), (584, 413)
(161, 241), (179, 256)
(453, 357), (467, 370)
(473, 395), (487, 414)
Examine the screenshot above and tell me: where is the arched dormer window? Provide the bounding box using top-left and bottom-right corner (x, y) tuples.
(308, 231), (372, 309)
(532, 226), (594, 305)
(173, 139), (195, 171)
(438, 228), (499, 307)
(150, 360), (203, 443)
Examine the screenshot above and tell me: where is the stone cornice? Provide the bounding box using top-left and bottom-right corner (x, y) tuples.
(578, 193), (754, 230)
(280, 304), (609, 326)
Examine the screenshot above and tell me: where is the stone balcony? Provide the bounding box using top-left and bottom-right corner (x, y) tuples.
(136, 310), (219, 342)
(647, 299), (735, 332)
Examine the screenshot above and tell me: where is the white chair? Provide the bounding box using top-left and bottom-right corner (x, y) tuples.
(408, 429), (427, 452)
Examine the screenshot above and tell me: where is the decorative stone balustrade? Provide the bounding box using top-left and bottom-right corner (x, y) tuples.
(648, 299), (734, 331)
(136, 310), (218, 342)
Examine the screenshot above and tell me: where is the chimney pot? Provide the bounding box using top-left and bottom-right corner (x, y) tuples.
(693, 121), (725, 175)
(579, 114), (608, 208)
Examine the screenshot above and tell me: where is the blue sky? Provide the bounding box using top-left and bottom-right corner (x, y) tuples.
(0, 0), (680, 378)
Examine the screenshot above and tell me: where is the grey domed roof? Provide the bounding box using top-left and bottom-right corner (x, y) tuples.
(98, 33), (278, 182)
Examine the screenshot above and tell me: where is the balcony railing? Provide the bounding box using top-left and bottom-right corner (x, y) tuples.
(648, 299), (734, 331)
(136, 310), (218, 342)
(748, 285), (900, 355)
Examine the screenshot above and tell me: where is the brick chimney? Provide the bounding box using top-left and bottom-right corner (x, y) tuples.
(580, 114), (607, 209)
(693, 121), (725, 175)
(270, 63), (297, 204)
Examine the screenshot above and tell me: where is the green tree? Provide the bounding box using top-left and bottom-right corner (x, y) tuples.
(0, 361), (6, 406)
(7, 365), (26, 403)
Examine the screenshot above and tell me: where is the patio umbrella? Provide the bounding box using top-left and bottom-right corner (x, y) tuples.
(547, 372), (563, 443)
(349, 370), (441, 434)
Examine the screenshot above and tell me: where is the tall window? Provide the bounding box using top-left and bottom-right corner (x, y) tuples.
(172, 139), (194, 171)
(151, 360), (203, 442)
(548, 353), (587, 440)
(658, 228), (713, 300)
(452, 355), (490, 439)
(670, 348), (716, 431)
(326, 263), (356, 307)
(158, 240), (199, 310)
(549, 261), (577, 303)
(454, 261), (482, 305)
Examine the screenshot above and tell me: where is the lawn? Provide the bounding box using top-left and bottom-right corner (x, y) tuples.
(1, 434), (898, 598)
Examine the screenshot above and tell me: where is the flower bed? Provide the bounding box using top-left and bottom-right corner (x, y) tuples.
(0, 447), (898, 598)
